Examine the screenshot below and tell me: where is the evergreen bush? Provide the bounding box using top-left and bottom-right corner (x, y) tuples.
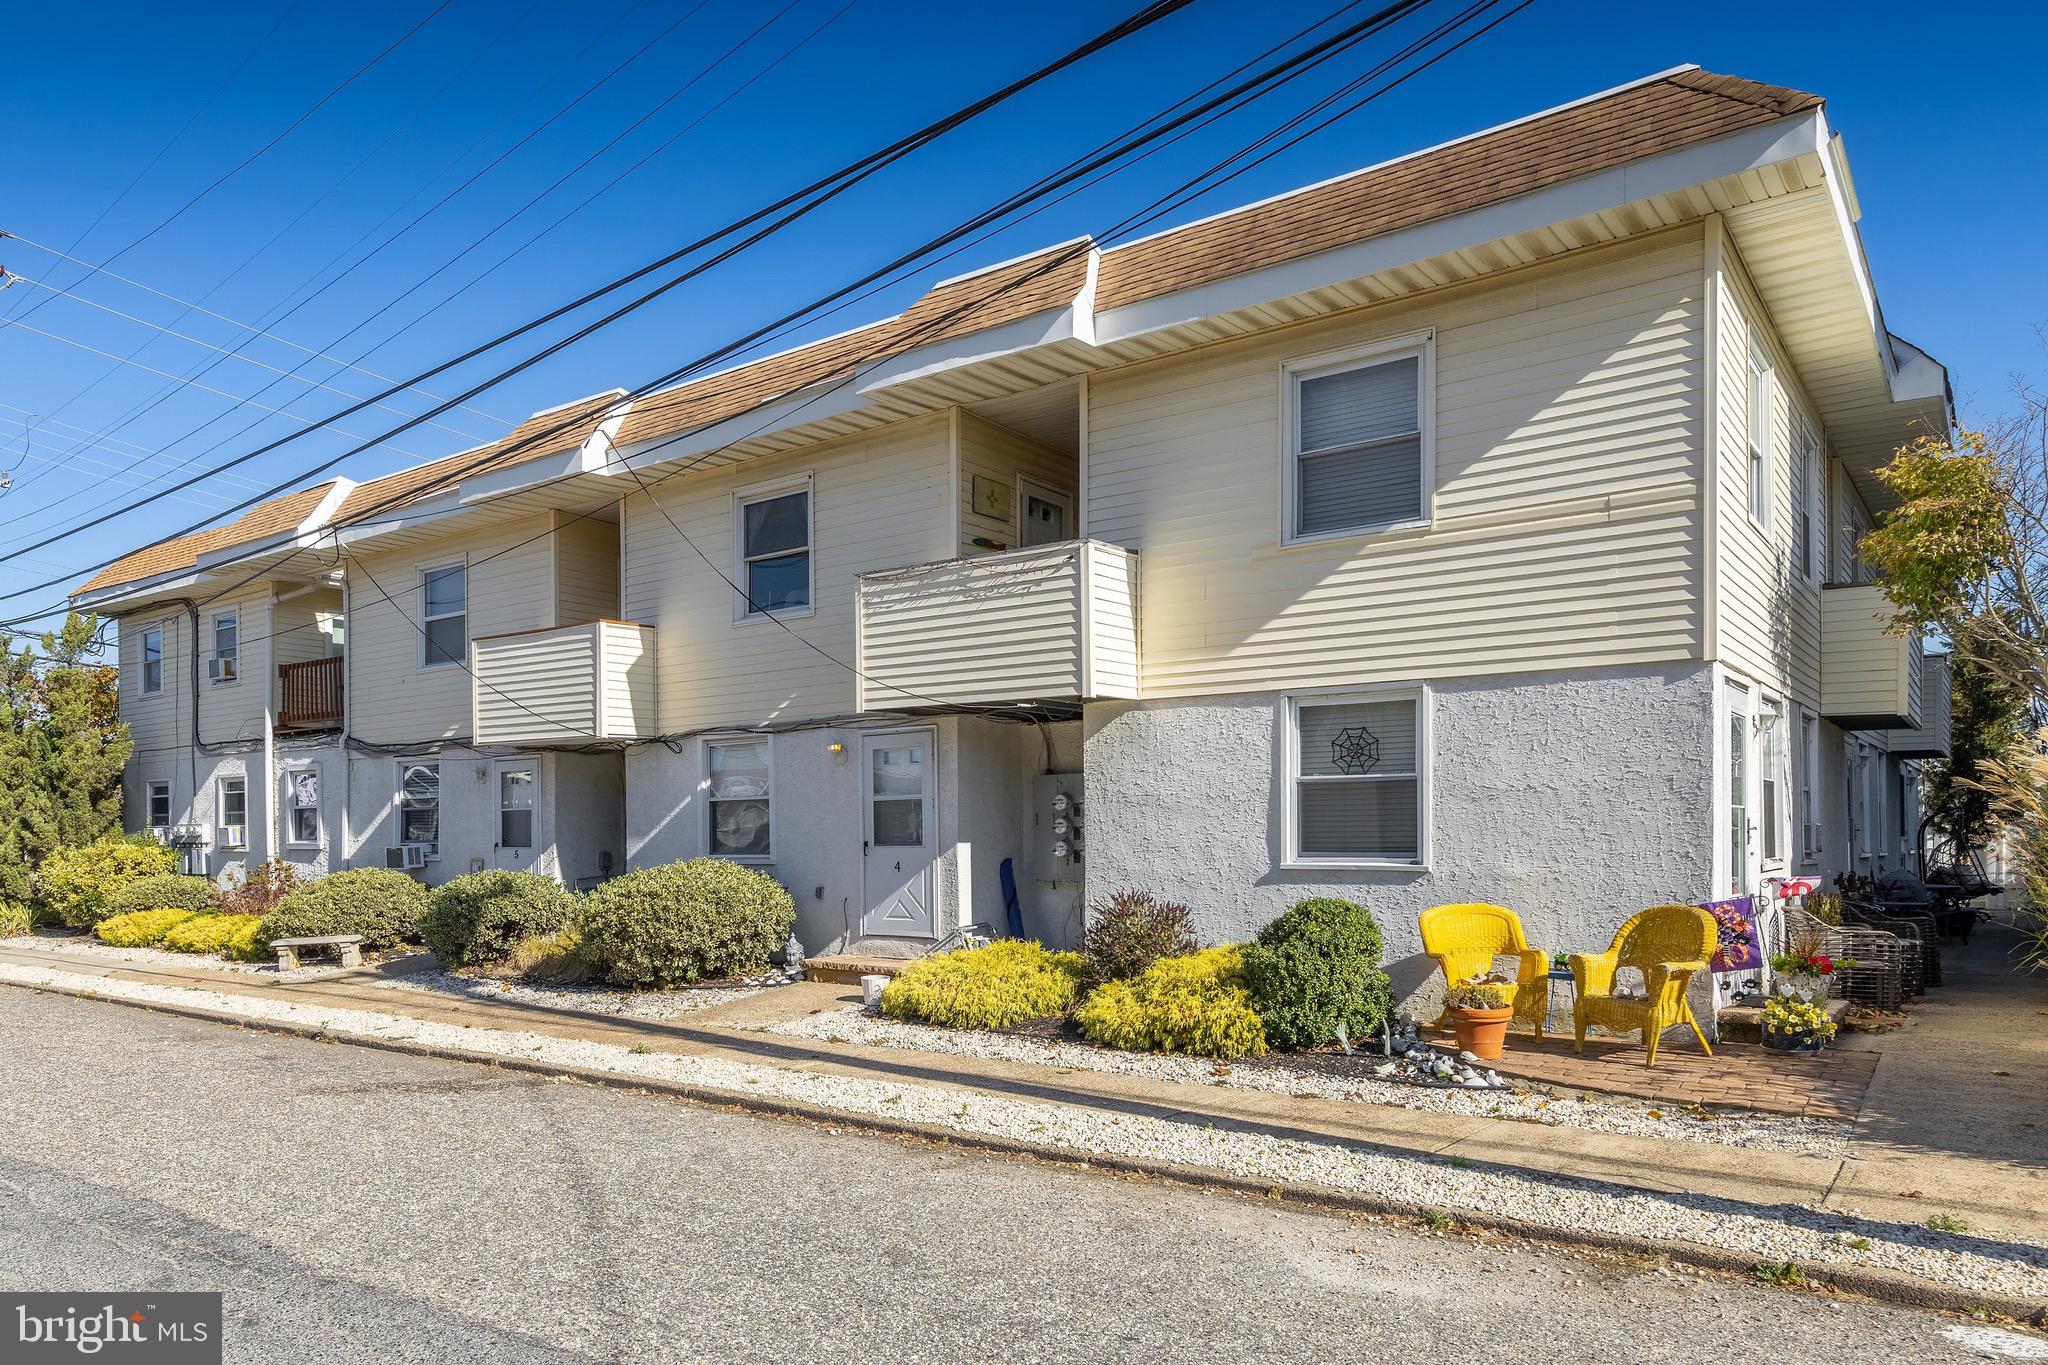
(577, 859), (794, 988)
(879, 940), (1085, 1029)
(259, 868), (428, 951)
(1239, 897), (1394, 1050)
(1075, 945), (1267, 1059)
(421, 870), (578, 968)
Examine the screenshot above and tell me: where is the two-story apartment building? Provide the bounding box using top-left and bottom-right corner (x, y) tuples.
(74, 67), (1952, 989)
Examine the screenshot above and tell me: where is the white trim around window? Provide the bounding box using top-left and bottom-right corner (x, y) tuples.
(418, 560), (468, 671)
(1797, 706), (1820, 865)
(1278, 683), (1430, 871)
(1745, 327), (1773, 534)
(731, 473), (814, 623)
(283, 764), (322, 848)
(218, 775), (247, 849)
(705, 734), (773, 862)
(1758, 693), (1787, 871)
(210, 610), (239, 686)
(146, 780), (172, 831)
(397, 759), (442, 859)
(1278, 331), (1434, 547)
(140, 623), (165, 696)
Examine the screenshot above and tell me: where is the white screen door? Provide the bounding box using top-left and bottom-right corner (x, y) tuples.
(1017, 477), (1072, 548)
(494, 760), (537, 871)
(861, 731), (936, 938)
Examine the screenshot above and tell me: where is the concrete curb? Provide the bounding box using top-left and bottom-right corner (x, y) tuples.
(13, 977), (2045, 1324)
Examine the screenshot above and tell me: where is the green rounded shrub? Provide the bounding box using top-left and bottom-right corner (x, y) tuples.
(422, 871), (578, 968)
(577, 859), (795, 988)
(36, 835), (180, 929)
(163, 913), (264, 958)
(880, 940), (1085, 1030)
(259, 868), (428, 951)
(95, 908), (197, 947)
(1239, 897), (1394, 1051)
(107, 873), (217, 919)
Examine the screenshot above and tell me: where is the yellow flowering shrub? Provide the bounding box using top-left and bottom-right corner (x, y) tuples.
(1762, 996), (1836, 1041)
(880, 940), (1085, 1030)
(1075, 945), (1268, 1059)
(162, 913), (265, 959)
(37, 835), (180, 929)
(94, 908), (197, 947)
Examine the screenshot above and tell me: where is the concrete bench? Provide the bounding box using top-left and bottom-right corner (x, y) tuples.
(271, 934), (364, 971)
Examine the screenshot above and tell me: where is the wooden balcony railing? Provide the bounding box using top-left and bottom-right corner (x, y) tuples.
(277, 656), (343, 729)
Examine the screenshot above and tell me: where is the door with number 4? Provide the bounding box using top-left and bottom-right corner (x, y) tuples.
(494, 760), (537, 872)
(861, 730), (935, 938)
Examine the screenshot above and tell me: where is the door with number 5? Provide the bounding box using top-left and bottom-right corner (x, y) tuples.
(861, 730), (935, 938)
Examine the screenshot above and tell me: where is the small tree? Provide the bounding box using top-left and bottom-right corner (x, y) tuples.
(0, 613), (130, 908)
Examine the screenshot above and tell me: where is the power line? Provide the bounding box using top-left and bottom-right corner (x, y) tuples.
(0, 0), (1206, 587)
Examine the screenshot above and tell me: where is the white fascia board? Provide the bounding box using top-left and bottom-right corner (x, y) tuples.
(333, 490), (466, 547)
(71, 569), (211, 614)
(1094, 112), (1829, 346)
(855, 299), (1090, 395)
(452, 446), (588, 504)
(607, 380), (872, 476)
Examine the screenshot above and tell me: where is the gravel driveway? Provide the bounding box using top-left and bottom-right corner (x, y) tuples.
(0, 988), (2033, 1364)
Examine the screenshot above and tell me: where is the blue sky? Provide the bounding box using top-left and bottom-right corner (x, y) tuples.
(0, 0), (2041, 634)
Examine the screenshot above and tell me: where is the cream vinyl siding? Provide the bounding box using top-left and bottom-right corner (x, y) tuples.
(1086, 229), (1707, 696)
(197, 584), (272, 743)
(1819, 583), (1921, 727)
(119, 611), (185, 758)
(1709, 239), (1825, 708)
(956, 411), (1076, 556)
(621, 414), (952, 731)
(553, 511), (621, 623)
(855, 540), (1138, 709)
(471, 620), (654, 745)
(270, 589), (342, 670)
(345, 513), (558, 743)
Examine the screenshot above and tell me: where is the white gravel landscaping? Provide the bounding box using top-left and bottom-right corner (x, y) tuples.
(1, 933), (335, 979)
(762, 1006), (1848, 1157)
(371, 970), (767, 1019)
(5, 957), (2040, 1301)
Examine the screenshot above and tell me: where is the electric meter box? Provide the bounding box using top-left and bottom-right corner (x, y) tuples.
(1031, 772), (1085, 884)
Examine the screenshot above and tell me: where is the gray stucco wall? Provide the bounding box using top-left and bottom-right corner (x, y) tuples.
(1082, 662), (1716, 1012)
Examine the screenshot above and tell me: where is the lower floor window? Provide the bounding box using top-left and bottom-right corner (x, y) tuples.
(399, 762), (441, 857)
(146, 781), (171, 830)
(707, 738), (771, 858)
(219, 777), (247, 847)
(286, 769), (320, 845)
(1287, 689), (1424, 865)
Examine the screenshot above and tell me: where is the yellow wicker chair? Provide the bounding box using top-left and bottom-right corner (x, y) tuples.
(1418, 903), (1550, 1038)
(1570, 904), (1718, 1066)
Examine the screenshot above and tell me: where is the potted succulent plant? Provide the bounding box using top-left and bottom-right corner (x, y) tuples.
(1761, 996), (1835, 1054)
(1445, 973), (1516, 1060)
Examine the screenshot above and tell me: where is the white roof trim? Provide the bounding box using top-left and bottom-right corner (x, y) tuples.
(927, 235), (1095, 289)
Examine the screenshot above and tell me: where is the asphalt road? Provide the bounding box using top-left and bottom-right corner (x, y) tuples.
(0, 988), (2033, 1364)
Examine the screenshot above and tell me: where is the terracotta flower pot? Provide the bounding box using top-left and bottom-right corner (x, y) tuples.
(1449, 1005), (1514, 1060)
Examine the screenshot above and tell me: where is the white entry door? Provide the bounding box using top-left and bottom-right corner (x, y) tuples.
(1017, 477), (1073, 547)
(861, 731), (936, 938)
(494, 760), (537, 872)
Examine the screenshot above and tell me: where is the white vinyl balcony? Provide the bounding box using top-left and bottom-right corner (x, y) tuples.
(1889, 651), (1951, 757)
(1820, 583), (1922, 731)
(855, 539), (1139, 710)
(471, 619), (656, 746)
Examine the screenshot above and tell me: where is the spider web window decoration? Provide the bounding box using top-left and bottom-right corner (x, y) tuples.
(1330, 726), (1380, 775)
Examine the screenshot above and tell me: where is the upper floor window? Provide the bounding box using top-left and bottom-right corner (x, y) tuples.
(421, 564), (467, 668)
(140, 626), (164, 696)
(1284, 338), (1430, 543)
(1746, 329), (1773, 530)
(735, 479), (812, 619)
(1795, 416), (1821, 583)
(210, 612), (238, 685)
(1284, 688), (1426, 867)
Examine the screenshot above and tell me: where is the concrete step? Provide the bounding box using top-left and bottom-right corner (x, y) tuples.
(805, 954), (917, 985)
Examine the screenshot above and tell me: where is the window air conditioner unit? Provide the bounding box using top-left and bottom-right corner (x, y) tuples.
(208, 657), (236, 683)
(385, 844), (428, 870)
(219, 824), (245, 849)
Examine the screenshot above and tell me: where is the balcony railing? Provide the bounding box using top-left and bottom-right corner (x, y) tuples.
(470, 619), (656, 746)
(855, 539), (1139, 710)
(276, 656), (343, 729)
(1820, 583), (1922, 731)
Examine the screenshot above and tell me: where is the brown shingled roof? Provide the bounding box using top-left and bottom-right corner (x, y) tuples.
(1093, 68), (1821, 311)
(333, 389), (627, 524)
(75, 482), (338, 594)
